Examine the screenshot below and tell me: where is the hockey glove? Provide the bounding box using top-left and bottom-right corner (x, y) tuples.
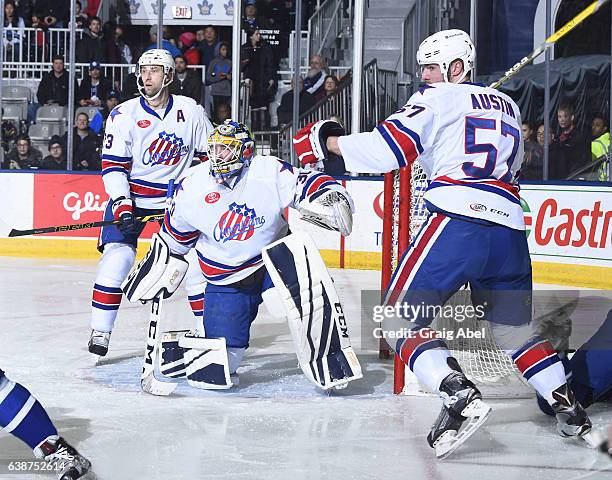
(292, 120), (346, 168)
(111, 196), (138, 235)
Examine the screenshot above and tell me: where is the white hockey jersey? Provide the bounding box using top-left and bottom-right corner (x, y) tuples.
(338, 82), (525, 230)
(160, 156), (348, 285)
(101, 95), (214, 209)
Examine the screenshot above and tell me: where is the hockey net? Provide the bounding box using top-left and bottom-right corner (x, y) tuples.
(381, 164), (533, 398)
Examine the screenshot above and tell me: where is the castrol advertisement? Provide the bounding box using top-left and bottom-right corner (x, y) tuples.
(520, 184), (611, 267)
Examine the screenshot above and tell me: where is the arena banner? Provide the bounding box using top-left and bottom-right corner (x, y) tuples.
(32, 174), (158, 239)
(125, 0), (235, 25)
(0, 172), (610, 287)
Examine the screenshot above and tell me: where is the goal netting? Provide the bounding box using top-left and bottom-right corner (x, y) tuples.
(381, 164), (533, 398)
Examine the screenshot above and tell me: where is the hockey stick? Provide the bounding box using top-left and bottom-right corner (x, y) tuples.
(490, 0), (610, 89)
(7, 214), (164, 238)
(140, 178), (179, 395)
(141, 294), (178, 396)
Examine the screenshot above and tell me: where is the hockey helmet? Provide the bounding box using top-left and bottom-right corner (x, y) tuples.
(136, 49), (175, 101)
(416, 29), (475, 83)
(207, 120), (255, 180)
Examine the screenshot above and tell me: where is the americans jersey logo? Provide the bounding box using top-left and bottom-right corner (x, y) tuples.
(213, 202), (265, 242)
(142, 131), (190, 166)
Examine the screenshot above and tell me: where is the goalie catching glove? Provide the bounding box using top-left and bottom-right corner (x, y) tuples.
(298, 188), (354, 236)
(292, 120), (345, 169)
(122, 233), (188, 302)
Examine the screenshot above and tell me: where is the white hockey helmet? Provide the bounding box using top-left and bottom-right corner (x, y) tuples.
(416, 29), (475, 83)
(136, 49), (175, 101)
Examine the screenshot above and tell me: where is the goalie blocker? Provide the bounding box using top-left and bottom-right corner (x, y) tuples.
(262, 231), (362, 390)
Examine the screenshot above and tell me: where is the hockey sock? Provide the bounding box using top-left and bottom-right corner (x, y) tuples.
(0, 377), (57, 450)
(187, 292), (205, 328)
(91, 243), (135, 332)
(512, 335), (566, 405)
(396, 328), (454, 392)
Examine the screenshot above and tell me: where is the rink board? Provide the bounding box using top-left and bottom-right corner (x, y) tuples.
(0, 172), (610, 288)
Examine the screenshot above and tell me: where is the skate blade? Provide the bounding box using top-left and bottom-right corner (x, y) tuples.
(579, 429), (599, 449)
(435, 399), (492, 460)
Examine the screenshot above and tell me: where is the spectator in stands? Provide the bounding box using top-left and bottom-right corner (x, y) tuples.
(554, 102), (590, 175)
(66, 112), (101, 171)
(105, 24), (132, 65)
(29, 11), (49, 61)
(241, 28), (277, 129)
(2, 134), (42, 169)
(591, 113), (610, 160)
(74, 0), (88, 29)
(3, 0), (26, 62)
(14, 0), (33, 25)
(40, 136), (66, 170)
(533, 122), (567, 180)
(196, 26), (220, 69)
(102, 90), (120, 122)
(519, 121), (541, 180)
(29, 54), (77, 123)
(243, 0), (271, 31)
(215, 102), (231, 124)
(77, 61), (112, 108)
(76, 16), (105, 63)
(206, 42), (232, 113)
(144, 26), (181, 58)
(169, 55), (202, 104)
(276, 76), (315, 126)
(178, 32), (200, 65)
(33, 1), (68, 28)
(322, 74), (339, 100)
(591, 113), (610, 182)
(116, 25), (132, 64)
(303, 54), (328, 98)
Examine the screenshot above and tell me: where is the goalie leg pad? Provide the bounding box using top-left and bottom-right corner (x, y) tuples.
(262, 231), (362, 390)
(122, 233), (188, 302)
(179, 333), (233, 389)
(159, 330), (190, 378)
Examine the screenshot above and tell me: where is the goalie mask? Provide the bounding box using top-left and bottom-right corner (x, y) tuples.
(208, 120), (255, 180)
(136, 49), (175, 102)
(416, 29), (475, 83)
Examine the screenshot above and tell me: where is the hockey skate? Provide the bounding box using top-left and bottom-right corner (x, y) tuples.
(34, 435), (91, 480)
(427, 364), (492, 459)
(551, 383), (596, 447)
(88, 330), (111, 356)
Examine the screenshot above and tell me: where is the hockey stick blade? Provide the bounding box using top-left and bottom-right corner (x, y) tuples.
(490, 0), (609, 89)
(141, 371), (177, 396)
(8, 214), (164, 237)
(141, 296), (178, 396)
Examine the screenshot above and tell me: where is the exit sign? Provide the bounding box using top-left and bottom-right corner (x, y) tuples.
(172, 6), (192, 19)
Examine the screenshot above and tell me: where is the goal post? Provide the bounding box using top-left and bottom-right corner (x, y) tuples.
(380, 163), (533, 398)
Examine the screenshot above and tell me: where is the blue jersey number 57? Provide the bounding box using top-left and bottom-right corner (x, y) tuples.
(463, 116), (520, 182)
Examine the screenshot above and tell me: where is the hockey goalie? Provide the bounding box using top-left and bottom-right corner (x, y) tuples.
(122, 120), (362, 391)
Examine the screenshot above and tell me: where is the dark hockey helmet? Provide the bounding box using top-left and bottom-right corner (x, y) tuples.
(207, 120), (255, 179)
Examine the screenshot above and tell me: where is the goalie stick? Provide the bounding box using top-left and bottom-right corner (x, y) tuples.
(7, 214), (164, 237)
(490, 0), (610, 89)
(141, 294), (178, 396)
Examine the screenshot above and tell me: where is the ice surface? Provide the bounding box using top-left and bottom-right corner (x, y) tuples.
(0, 257), (610, 479)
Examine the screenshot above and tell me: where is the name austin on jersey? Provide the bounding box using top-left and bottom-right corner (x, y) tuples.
(213, 201), (265, 243)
